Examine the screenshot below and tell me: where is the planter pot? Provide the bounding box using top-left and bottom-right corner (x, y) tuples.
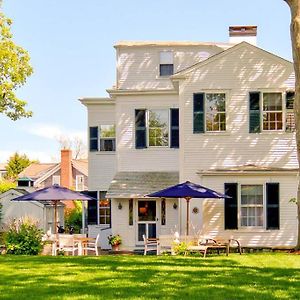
(112, 244), (120, 251)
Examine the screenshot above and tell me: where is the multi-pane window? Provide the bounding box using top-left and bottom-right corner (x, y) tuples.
(159, 51), (174, 76)
(148, 109), (169, 146)
(89, 125), (116, 152)
(241, 185), (264, 227)
(100, 125), (116, 151)
(286, 91), (295, 132)
(99, 191), (110, 225)
(262, 93), (283, 131)
(206, 93), (226, 132)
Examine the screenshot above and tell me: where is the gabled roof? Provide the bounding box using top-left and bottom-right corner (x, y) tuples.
(72, 159), (88, 176)
(172, 41), (293, 80)
(19, 163), (59, 180)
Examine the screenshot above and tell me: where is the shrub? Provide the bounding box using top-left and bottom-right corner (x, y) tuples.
(0, 180), (16, 193)
(4, 217), (43, 255)
(172, 242), (189, 256)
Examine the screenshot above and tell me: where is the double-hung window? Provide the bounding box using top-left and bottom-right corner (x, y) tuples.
(89, 125), (116, 152)
(240, 185), (264, 227)
(135, 108), (179, 148)
(159, 51), (174, 76)
(262, 93), (283, 131)
(193, 92), (226, 133)
(149, 109), (169, 147)
(76, 175), (84, 191)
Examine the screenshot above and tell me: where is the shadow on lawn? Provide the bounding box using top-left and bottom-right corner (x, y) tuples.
(0, 255), (299, 299)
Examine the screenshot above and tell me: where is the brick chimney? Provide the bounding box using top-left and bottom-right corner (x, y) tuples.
(60, 149), (72, 188)
(229, 25), (257, 46)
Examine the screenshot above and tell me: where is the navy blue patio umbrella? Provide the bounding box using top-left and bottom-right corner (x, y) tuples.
(147, 181), (230, 235)
(13, 184), (97, 233)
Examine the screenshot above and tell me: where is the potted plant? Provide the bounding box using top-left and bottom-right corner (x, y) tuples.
(108, 234), (122, 251)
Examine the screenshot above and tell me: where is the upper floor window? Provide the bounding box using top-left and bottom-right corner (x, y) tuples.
(193, 92), (226, 133)
(149, 109), (169, 146)
(249, 91), (293, 133)
(159, 51), (173, 76)
(135, 108), (179, 149)
(100, 125), (116, 151)
(262, 93), (283, 131)
(89, 125), (116, 152)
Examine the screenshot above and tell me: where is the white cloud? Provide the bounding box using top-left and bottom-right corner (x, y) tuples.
(23, 123), (87, 142)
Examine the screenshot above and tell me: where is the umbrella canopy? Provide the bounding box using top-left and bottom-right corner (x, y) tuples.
(147, 181), (230, 235)
(13, 184), (97, 233)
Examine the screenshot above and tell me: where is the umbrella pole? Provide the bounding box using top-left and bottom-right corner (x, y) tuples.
(186, 197), (191, 236)
(54, 201), (57, 234)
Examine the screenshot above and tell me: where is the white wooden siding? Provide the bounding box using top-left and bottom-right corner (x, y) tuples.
(199, 175), (297, 247)
(115, 94), (179, 172)
(117, 46), (225, 90)
(87, 103), (117, 191)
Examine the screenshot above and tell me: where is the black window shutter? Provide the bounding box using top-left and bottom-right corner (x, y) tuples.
(266, 183), (280, 230)
(170, 108), (179, 148)
(193, 93), (205, 133)
(82, 191), (98, 225)
(249, 92), (261, 133)
(135, 109), (147, 148)
(224, 183), (238, 229)
(89, 127), (98, 151)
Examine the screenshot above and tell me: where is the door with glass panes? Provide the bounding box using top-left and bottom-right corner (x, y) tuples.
(136, 200), (159, 245)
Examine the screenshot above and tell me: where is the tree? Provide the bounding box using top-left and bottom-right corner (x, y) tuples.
(284, 0), (300, 249)
(5, 152), (32, 180)
(0, 6), (33, 120)
(57, 135), (87, 159)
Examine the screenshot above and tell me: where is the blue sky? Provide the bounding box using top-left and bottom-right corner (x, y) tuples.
(0, 0), (292, 162)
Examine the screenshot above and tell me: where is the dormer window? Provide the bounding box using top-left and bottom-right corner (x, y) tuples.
(159, 51), (173, 76)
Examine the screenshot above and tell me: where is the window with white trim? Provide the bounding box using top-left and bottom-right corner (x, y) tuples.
(240, 185), (264, 227)
(159, 51), (173, 76)
(100, 125), (116, 151)
(99, 191), (110, 225)
(76, 175), (84, 191)
(262, 92), (283, 131)
(148, 109), (169, 147)
(205, 93), (226, 132)
(52, 175), (60, 185)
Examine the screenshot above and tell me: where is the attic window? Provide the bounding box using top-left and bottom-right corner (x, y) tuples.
(159, 51), (173, 76)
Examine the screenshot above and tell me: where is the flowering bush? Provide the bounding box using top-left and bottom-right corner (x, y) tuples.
(172, 241), (189, 256)
(108, 234), (122, 246)
(4, 217), (43, 255)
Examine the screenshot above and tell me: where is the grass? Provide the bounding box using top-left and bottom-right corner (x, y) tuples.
(0, 253), (299, 299)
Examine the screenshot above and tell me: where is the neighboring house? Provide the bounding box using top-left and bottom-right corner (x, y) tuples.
(0, 163), (7, 180)
(80, 26), (297, 250)
(0, 149), (88, 233)
(0, 188), (64, 233)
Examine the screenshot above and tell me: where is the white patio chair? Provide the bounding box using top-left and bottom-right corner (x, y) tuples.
(56, 235), (79, 256)
(143, 234), (160, 255)
(81, 234), (100, 256)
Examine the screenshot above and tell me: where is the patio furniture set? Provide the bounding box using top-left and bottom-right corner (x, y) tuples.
(143, 234), (242, 257)
(48, 234), (100, 256)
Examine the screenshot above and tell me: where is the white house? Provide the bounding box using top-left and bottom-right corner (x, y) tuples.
(80, 26), (297, 250)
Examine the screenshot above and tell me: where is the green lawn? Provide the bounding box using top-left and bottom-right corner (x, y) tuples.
(0, 253), (299, 299)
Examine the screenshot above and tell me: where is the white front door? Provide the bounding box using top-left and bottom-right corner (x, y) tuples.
(136, 200), (159, 245)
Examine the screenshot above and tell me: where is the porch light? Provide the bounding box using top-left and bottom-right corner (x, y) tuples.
(173, 203), (178, 209)
(118, 202), (122, 210)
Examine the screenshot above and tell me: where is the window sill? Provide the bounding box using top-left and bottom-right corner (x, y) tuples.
(194, 132), (231, 136)
(91, 151), (116, 155)
(227, 228), (273, 233)
(155, 76), (172, 80)
(135, 147), (179, 151)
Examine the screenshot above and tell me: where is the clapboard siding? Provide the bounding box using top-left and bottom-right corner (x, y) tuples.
(117, 45), (225, 90)
(199, 175), (297, 247)
(115, 94), (179, 171)
(179, 44), (296, 181)
(87, 103), (117, 191)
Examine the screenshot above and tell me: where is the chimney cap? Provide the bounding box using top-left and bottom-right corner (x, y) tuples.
(229, 25), (257, 37)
